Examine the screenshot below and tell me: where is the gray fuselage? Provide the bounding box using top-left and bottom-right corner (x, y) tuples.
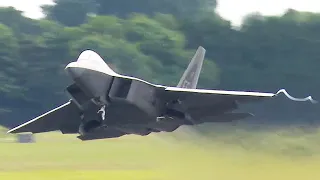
(65, 63), (183, 136)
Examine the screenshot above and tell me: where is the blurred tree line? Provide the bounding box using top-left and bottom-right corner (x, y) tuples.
(0, 0), (319, 128)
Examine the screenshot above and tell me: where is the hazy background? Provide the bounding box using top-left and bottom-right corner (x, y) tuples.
(0, 1), (320, 179)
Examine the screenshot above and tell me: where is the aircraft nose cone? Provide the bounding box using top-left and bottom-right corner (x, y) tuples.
(65, 63), (85, 79)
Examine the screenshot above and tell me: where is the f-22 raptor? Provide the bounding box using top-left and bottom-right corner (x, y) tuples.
(7, 46), (316, 140)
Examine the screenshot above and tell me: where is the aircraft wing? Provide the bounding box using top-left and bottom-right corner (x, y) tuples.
(165, 87), (275, 97)
(159, 87), (275, 120)
(7, 100), (82, 134)
(163, 87), (275, 107)
(163, 87), (317, 105)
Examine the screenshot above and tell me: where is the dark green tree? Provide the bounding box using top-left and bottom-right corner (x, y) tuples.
(41, 0), (96, 26)
(93, 0), (217, 18)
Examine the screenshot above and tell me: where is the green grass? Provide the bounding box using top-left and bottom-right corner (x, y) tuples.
(1, 125), (320, 180)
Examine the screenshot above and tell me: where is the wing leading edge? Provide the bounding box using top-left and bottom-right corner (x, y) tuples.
(166, 87), (274, 97)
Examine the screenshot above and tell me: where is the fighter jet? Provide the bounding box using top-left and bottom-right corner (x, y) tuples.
(7, 46), (316, 140)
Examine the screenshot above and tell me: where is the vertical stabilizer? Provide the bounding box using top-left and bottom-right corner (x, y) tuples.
(177, 46), (206, 89)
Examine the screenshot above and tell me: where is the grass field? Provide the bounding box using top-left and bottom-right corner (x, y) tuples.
(1, 125), (320, 180)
